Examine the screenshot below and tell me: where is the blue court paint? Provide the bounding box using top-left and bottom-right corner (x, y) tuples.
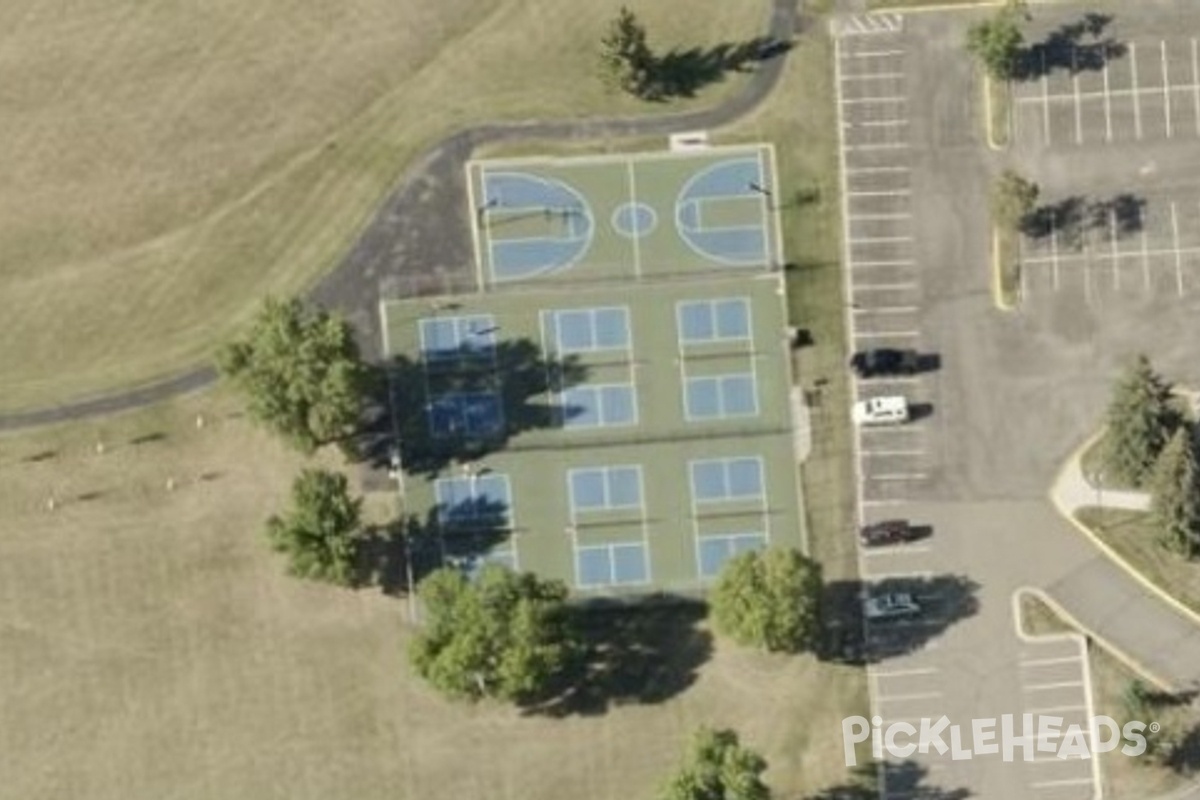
(611, 202), (658, 238)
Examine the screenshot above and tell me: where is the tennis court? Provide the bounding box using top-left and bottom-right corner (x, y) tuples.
(467, 145), (783, 288)
(381, 271), (806, 594)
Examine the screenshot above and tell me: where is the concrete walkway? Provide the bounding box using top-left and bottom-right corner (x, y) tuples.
(1051, 446), (1152, 514)
(0, 0), (801, 433)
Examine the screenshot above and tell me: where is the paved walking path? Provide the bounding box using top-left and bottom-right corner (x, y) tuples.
(0, 0), (801, 433)
(1051, 447), (1152, 514)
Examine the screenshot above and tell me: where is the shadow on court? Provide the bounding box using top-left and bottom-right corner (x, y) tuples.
(350, 338), (589, 479)
(639, 35), (793, 101)
(523, 598), (712, 717)
(1013, 13), (1124, 81)
(806, 762), (971, 799)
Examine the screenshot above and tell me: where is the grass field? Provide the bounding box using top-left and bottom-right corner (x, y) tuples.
(0, 0), (768, 413)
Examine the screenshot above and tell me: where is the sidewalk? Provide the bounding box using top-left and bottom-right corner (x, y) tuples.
(1051, 448), (1151, 515)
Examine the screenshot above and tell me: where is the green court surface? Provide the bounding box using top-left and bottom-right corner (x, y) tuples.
(467, 144), (783, 289)
(381, 270), (806, 595)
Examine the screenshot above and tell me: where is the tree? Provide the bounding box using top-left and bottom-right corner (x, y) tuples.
(991, 169), (1039, 231)
(710, 547), (822, 653)
(965, 4), (1025, 81)
(1151, 427), (1200, 557)
(1103, 355), (1179, 487)
(266, 469), (363, 585)
(410, 564), (576, 703)
(218, 296), (369, 453)
(598, 6), (655, 98)
(660, 727), (770, 800)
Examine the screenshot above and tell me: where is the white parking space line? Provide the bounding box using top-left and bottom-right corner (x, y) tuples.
(846, 165), (909, 175)
(1021, 655), (1081, 668)
(1050, 209), (1061, 290)
(848, 189), (911, 197)
(1103, 52), (1114, 141)
(861, 448), (924, 456)
(857, 377), (921, 387)
(850, 119), (909, 128)
(840, 95), (906, 105)
(852, 260), (916, 269)
(1163, 41), (1174, 138)
(878, 691), (943, 702)
(1024, 681), (1083, 692)
(1026, 705), (1087, 715)
(862, 498), (911, 508)
(853, 282), (918, 291)
(846, 49), (905, 58)
(851, 235), (914, 244)
(853, 306), (919, 315)
(1131, 42), (1143, 140)
(869, 472), (929, 480)
(845, 142), (909, 152)
(1139, 206), (1151, 292)
(863, 544), (933, 557)
(1032, 777), (1093, 789)
(1172, 201), (1185, 295)
(1072, 46), (1083, 144)
(854, 330), (921, 338)
(841, 71), (905, 81)
(1193, 39), (1200, 136)
(872, 667), (939, 678)
(851, 212), (913, 221)
(1041, 48), (1051, 145)
(1109, 207), (1120, 289)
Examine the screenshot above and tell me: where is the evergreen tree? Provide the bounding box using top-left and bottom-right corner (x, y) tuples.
(598, 6), (655, 97)
(1151, 426), (1200, 557)
(1103, 355), (1179, 487)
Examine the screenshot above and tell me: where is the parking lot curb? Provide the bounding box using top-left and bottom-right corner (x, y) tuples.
(1013, 586), (1175, 694)
(983, 74), (1006, 152)
(1051, 434), (1200, 662)
(991, 227), (1016, 311)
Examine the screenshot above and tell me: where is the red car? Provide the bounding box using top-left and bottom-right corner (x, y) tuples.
(859, 520), (919, 547)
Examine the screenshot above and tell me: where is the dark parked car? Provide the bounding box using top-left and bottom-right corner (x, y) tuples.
(859, 520), (920, 547)
(850, 348), (920, 378)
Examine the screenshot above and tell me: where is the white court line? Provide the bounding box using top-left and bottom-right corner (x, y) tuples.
(851, 212), (913, 220)
(854, 330), (920, 338)
(878, 691), (943, 703)
(1109, 207), (1120, 290)
(1103, 50), (1113, 141)
(848, 189), (911, 197)
(1131, 42), (1143, 140)
(1026, 705), (1087, 715)
(846, 166), (909, 175)
(1172, 201), (1185, 296)
(1041, 48), (1051, 145)
(1163, 41), (1174, 138)
(841, 71), (904, 81)
(871, 667), (938, 679)
(1033, 778), (1093, 789)
(853, 306), (919, 315)
(853, 282), (918, 290)
(1021, 655), (1081, 668)
(626, 159), (641, 278)
(1193, 39), (1200, 136)
(1024, 681), (1083, 692)
(1072, 46), (1083, 145)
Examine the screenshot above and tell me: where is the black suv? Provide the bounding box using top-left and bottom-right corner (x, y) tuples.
(850, 348), (920, 378)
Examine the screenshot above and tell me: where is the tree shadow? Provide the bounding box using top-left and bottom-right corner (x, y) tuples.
(818, 575), (980, 665)
(523, 597), (712, 717)
(1013, 13), (1123, 81)
(807, 761), (972, 799)
(348, 338), (589, 478)
(1164, 721), (1200, 774)
(641, 35), (793, 101)
(1022, 194), (1146, 246)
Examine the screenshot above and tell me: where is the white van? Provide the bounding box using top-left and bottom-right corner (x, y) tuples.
(852, 396), (909, 426)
